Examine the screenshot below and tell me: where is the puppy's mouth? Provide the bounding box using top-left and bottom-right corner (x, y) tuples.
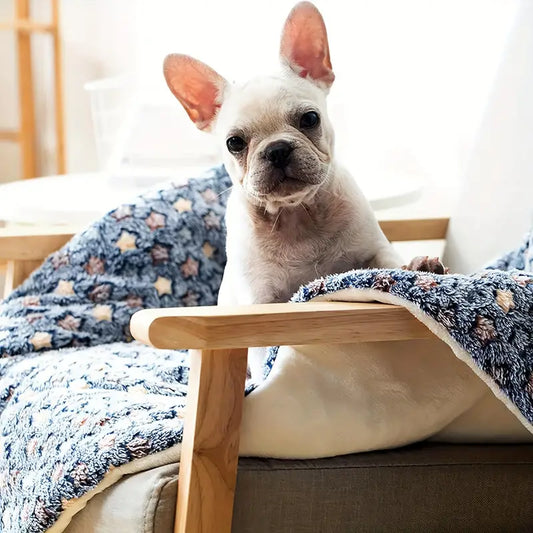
(253, 158), (327, 190)
(263, 171), (309, 195)
(244, 145), (330, 210)
(252, 171), (320, 207)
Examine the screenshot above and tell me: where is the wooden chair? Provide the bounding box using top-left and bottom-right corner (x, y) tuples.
(0, 217), (449, 532)
(0, 218), (447, 300)
(0, 225), (74, 299)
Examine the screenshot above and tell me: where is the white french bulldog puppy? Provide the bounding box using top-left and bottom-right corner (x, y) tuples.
(164, 2), (405, 377)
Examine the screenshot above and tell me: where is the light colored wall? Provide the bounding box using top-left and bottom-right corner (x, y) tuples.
(444, 0), (533, 273)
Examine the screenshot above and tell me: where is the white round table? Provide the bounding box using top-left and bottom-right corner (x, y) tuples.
(0, 169), (422, 226)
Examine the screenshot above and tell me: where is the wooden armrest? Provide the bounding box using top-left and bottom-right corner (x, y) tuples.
(132, 300), (435, 532)
(0, 227), (75, 260)
(130, 301), (433, 350)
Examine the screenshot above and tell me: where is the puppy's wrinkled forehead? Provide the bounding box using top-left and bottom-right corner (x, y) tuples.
(216, 75), (326, 137)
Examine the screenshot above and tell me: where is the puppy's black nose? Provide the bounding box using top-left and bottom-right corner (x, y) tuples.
(265, 141), (293, 169)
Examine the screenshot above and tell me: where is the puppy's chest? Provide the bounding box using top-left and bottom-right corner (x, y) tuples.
(225, 195), (370, 304)
(246, 222), (356, 303)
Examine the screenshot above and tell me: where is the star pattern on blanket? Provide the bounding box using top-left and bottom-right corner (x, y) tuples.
(89, 284), (111, 303)
(57, 314), (80, 331)
(30, 331), (52, 350)
(151, 244), (169, 265)
(85, 256), (105, 275)
(415, 274), (438, 291)
(92, 304), (112, 322)
(26, 313), (42, 324)
(173, 197), (192, 213)
(22, 295), (40, 306)
(54, 280), (74, 296)
(202, 241), (215, 258)
(203, 211), (221, 229)
(51, 251), (70, 269)
(512, 274), (533, 286)
(182, 290), (199, 306)
(145, 211), (166, 231)
(126, 436), (152, 458)
(154, 276), (172, 296)
(116, 231), (137, 252)
(181, 257), (199, 278)
(111, 205), (132, 221)
(496, 289), (515, 313)
(474, 316), (497, 345)
(51, 463), (64, 483)
(201, 188), (218, 204)
(371, 273), (396, 292)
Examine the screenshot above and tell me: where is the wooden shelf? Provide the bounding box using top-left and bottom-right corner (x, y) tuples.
(0, 20), (55, 33)
(0, 0), (65, 179)
(0, 130), (20, 142)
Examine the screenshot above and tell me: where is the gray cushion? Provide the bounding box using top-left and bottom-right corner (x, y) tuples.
(65, 443), (533, 532)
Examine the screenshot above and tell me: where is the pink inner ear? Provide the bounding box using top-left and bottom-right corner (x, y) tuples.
(182, 73), (221, 127)
(290, 34), (332, 82)
(280, 2), (335, 87)
(164, 54), (224, 130)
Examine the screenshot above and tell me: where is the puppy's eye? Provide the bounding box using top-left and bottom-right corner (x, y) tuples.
(226, 136), (247, 154)
(300, 111), (320, 129)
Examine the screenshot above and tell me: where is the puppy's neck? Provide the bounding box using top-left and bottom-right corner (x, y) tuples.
(241, 163), (356, 242)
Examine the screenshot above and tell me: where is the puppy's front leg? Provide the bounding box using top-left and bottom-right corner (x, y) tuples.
(218, 267), (272, 383)
(367, 244), (404, 269)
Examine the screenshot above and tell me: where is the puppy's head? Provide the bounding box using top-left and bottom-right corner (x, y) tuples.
(164, 2), (335, 212)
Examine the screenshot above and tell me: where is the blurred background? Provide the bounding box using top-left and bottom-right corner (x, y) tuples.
(0, 0), (523, 184)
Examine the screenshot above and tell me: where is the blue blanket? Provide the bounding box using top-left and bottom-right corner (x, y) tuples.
(0, 166), (532, 532)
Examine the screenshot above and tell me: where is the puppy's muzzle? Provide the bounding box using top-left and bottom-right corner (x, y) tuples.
(264, 141), (293, 169)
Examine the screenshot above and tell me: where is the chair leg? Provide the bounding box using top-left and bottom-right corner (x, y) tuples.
(175, 348), (248, 533)
(3, 259), (41, 299)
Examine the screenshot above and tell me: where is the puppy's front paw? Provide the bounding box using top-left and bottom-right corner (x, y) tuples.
(403, 256), (448, 274)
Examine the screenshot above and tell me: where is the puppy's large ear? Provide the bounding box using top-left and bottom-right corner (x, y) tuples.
(280, 2), (335, 89)
(163, 54), (227, 131)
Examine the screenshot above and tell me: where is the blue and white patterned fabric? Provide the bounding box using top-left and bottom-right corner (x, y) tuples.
(0, 165), (532, 532)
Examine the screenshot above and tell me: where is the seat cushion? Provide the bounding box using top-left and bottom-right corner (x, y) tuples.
(65, 443), (533, 533)
(64, 463), (179, 533)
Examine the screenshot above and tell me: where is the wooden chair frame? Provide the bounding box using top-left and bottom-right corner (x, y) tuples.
(0, 226), (75, 299)
(0, 217), (448, 532)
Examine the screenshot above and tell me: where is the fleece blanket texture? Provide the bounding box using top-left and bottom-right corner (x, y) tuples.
(0, 165), (532, 532)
